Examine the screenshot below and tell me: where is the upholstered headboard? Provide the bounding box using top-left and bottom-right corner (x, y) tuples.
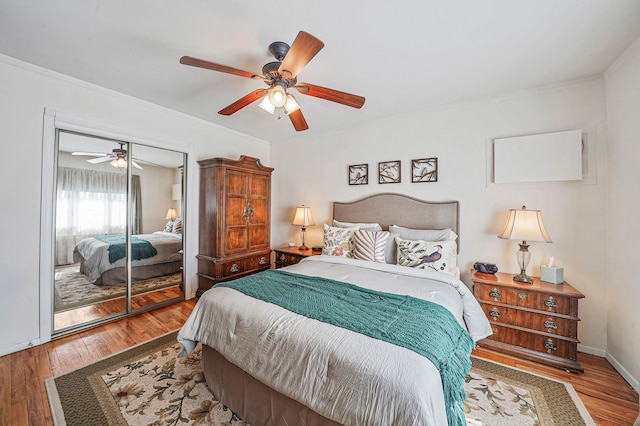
(332, 193), (460, 251)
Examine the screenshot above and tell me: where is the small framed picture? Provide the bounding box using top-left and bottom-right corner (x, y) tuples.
(378, 160), (401, 184)
(411, 157), (438, 183)
(348, 164), (368, 185)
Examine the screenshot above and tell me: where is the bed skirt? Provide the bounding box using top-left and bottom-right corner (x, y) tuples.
(202, 344), (342, 426)
(80, 258), (183, 285)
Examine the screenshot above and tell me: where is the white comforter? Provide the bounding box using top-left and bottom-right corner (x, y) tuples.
(178, 256), (492, 425)
(73, 231), (183, 282)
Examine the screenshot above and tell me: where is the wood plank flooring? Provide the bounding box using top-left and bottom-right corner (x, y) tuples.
(1, 299), (638, 425)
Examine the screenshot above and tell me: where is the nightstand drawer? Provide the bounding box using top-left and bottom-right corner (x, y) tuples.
(479, 302), (578, 338)
(275, 251), (306, 267)
(475, 283), (577, 316)
(487, 323), (579, 361)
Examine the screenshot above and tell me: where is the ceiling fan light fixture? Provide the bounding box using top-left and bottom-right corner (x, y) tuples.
(258, 96), (275, 114)
(110, 157), (127, 169)
(283, 94), (300, 115)
(268, 84), (287, 108)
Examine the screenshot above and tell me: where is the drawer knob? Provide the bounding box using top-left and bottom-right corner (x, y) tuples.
(489, 307), (501, 321)
(489, 288), (501, 301)
(544, 296), (558, 311)
(230, 263), (239, 273)
(518, 293), (527, 300)
(280, 254), (286, 261)
(544, 338), (557, 353)
(259, 257), (267, 266)
(544, 318), (558, 333)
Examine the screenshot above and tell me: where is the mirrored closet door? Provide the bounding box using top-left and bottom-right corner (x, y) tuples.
(53, 130), (185, 334)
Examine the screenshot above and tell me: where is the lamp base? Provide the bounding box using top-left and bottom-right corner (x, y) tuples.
(298, 244), (309, 251)
(513, 272), (534, 284)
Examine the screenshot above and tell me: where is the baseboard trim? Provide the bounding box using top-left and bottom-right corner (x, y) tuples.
(605, 352), (640, 393)
(0, 338), (42, 358)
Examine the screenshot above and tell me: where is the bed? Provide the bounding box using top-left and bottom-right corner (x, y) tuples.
(178, 193), (492, 425)
(73, 231), (183, 285)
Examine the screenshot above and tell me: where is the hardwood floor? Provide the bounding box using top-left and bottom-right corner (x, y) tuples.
(1, 299), (638, 425)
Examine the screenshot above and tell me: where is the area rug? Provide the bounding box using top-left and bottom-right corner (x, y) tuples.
(46, 331), (596, 426)
(54, 264), (182, 312)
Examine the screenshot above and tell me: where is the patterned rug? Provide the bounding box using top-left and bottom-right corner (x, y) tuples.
(45, 331), (596, 426)
(54, 264), (182, 312)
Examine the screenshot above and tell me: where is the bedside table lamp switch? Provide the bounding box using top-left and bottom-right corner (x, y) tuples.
(497, 205), (552, 284)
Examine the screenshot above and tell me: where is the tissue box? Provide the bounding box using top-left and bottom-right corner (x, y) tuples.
(540, 266), (564, 284)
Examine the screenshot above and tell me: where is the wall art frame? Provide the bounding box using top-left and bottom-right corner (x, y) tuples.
(378, 160), (401, 184)
(411, 157), (438, 183)
(348, 164), (368, 185)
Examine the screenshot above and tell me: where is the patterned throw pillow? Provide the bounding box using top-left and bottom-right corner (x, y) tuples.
(172, 218), (182, 234)
(164, 220), (174, 232)
(322, 224), (357, 258)
(396, 236), (457, 274)
(354, 230), (390, 263)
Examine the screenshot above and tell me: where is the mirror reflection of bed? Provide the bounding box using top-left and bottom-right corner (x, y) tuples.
(53, 131), (185, 332)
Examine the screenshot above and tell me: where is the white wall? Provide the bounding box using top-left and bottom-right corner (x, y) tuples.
(604, 35), (640, 391)
(271, 79), (609, 358)
(0, 55), (270, 355)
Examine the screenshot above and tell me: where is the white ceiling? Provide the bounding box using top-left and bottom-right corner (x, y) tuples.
(2, 1), (640, 143)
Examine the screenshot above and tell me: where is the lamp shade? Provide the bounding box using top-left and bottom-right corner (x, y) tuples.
(498, 206), (552, 243)
(165, 208), (177, 221)
(292, 205), (315, 227)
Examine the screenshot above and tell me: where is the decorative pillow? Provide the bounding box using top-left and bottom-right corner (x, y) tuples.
(323, 224), (358, 258)
(395, 236), (457, 275)
(333, 220), (382, 232)
(353, 230), (390, 263)
(171, 217), (182, 234)
(386, 226), (457, 264)
(164, 220), (174, 232)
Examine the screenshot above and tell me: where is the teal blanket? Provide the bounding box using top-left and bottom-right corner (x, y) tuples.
(218, 269), (473, 426)
(95, 235), (158, 264)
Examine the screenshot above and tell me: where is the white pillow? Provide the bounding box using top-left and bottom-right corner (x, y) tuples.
(164, 220), (174, 232)
(353, 230), (390, 263)
(332, 220), (382, 232)
(389, 225), (455, 241)
(395, 236), (457, 275)
(323, 224), (358, 258)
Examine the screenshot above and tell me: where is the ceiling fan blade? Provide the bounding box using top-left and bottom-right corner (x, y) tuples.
(180, 56), (260, 79)
(278, 31), (324, 79)
(72, 152), (107, 157)
(131, 160), (143, 170)
(296, 83), (365, 109)
(218, 89), (268, 116)
(87, 156), (113, 164)
(288, 108), (309, 132)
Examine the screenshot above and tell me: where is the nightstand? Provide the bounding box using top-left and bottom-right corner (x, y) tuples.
(273, 246), (320, 268)
(472, 271), (585, 373)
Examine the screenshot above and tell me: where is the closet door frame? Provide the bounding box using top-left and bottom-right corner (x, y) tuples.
(40, 108), (189, 343)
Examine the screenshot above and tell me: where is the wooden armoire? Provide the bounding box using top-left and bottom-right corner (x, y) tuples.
(196, 155), (273, 297)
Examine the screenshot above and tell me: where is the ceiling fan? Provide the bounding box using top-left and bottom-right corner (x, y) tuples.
(180, 31), (365, 131)
(72, 143), (143, 170)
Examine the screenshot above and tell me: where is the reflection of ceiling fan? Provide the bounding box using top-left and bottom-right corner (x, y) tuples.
(180, 31), (365, 131)
(72, 143), (143, 169)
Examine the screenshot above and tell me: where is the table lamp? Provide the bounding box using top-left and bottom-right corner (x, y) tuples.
(292, 205), (314, 250)
(498, 205), (552, 284)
